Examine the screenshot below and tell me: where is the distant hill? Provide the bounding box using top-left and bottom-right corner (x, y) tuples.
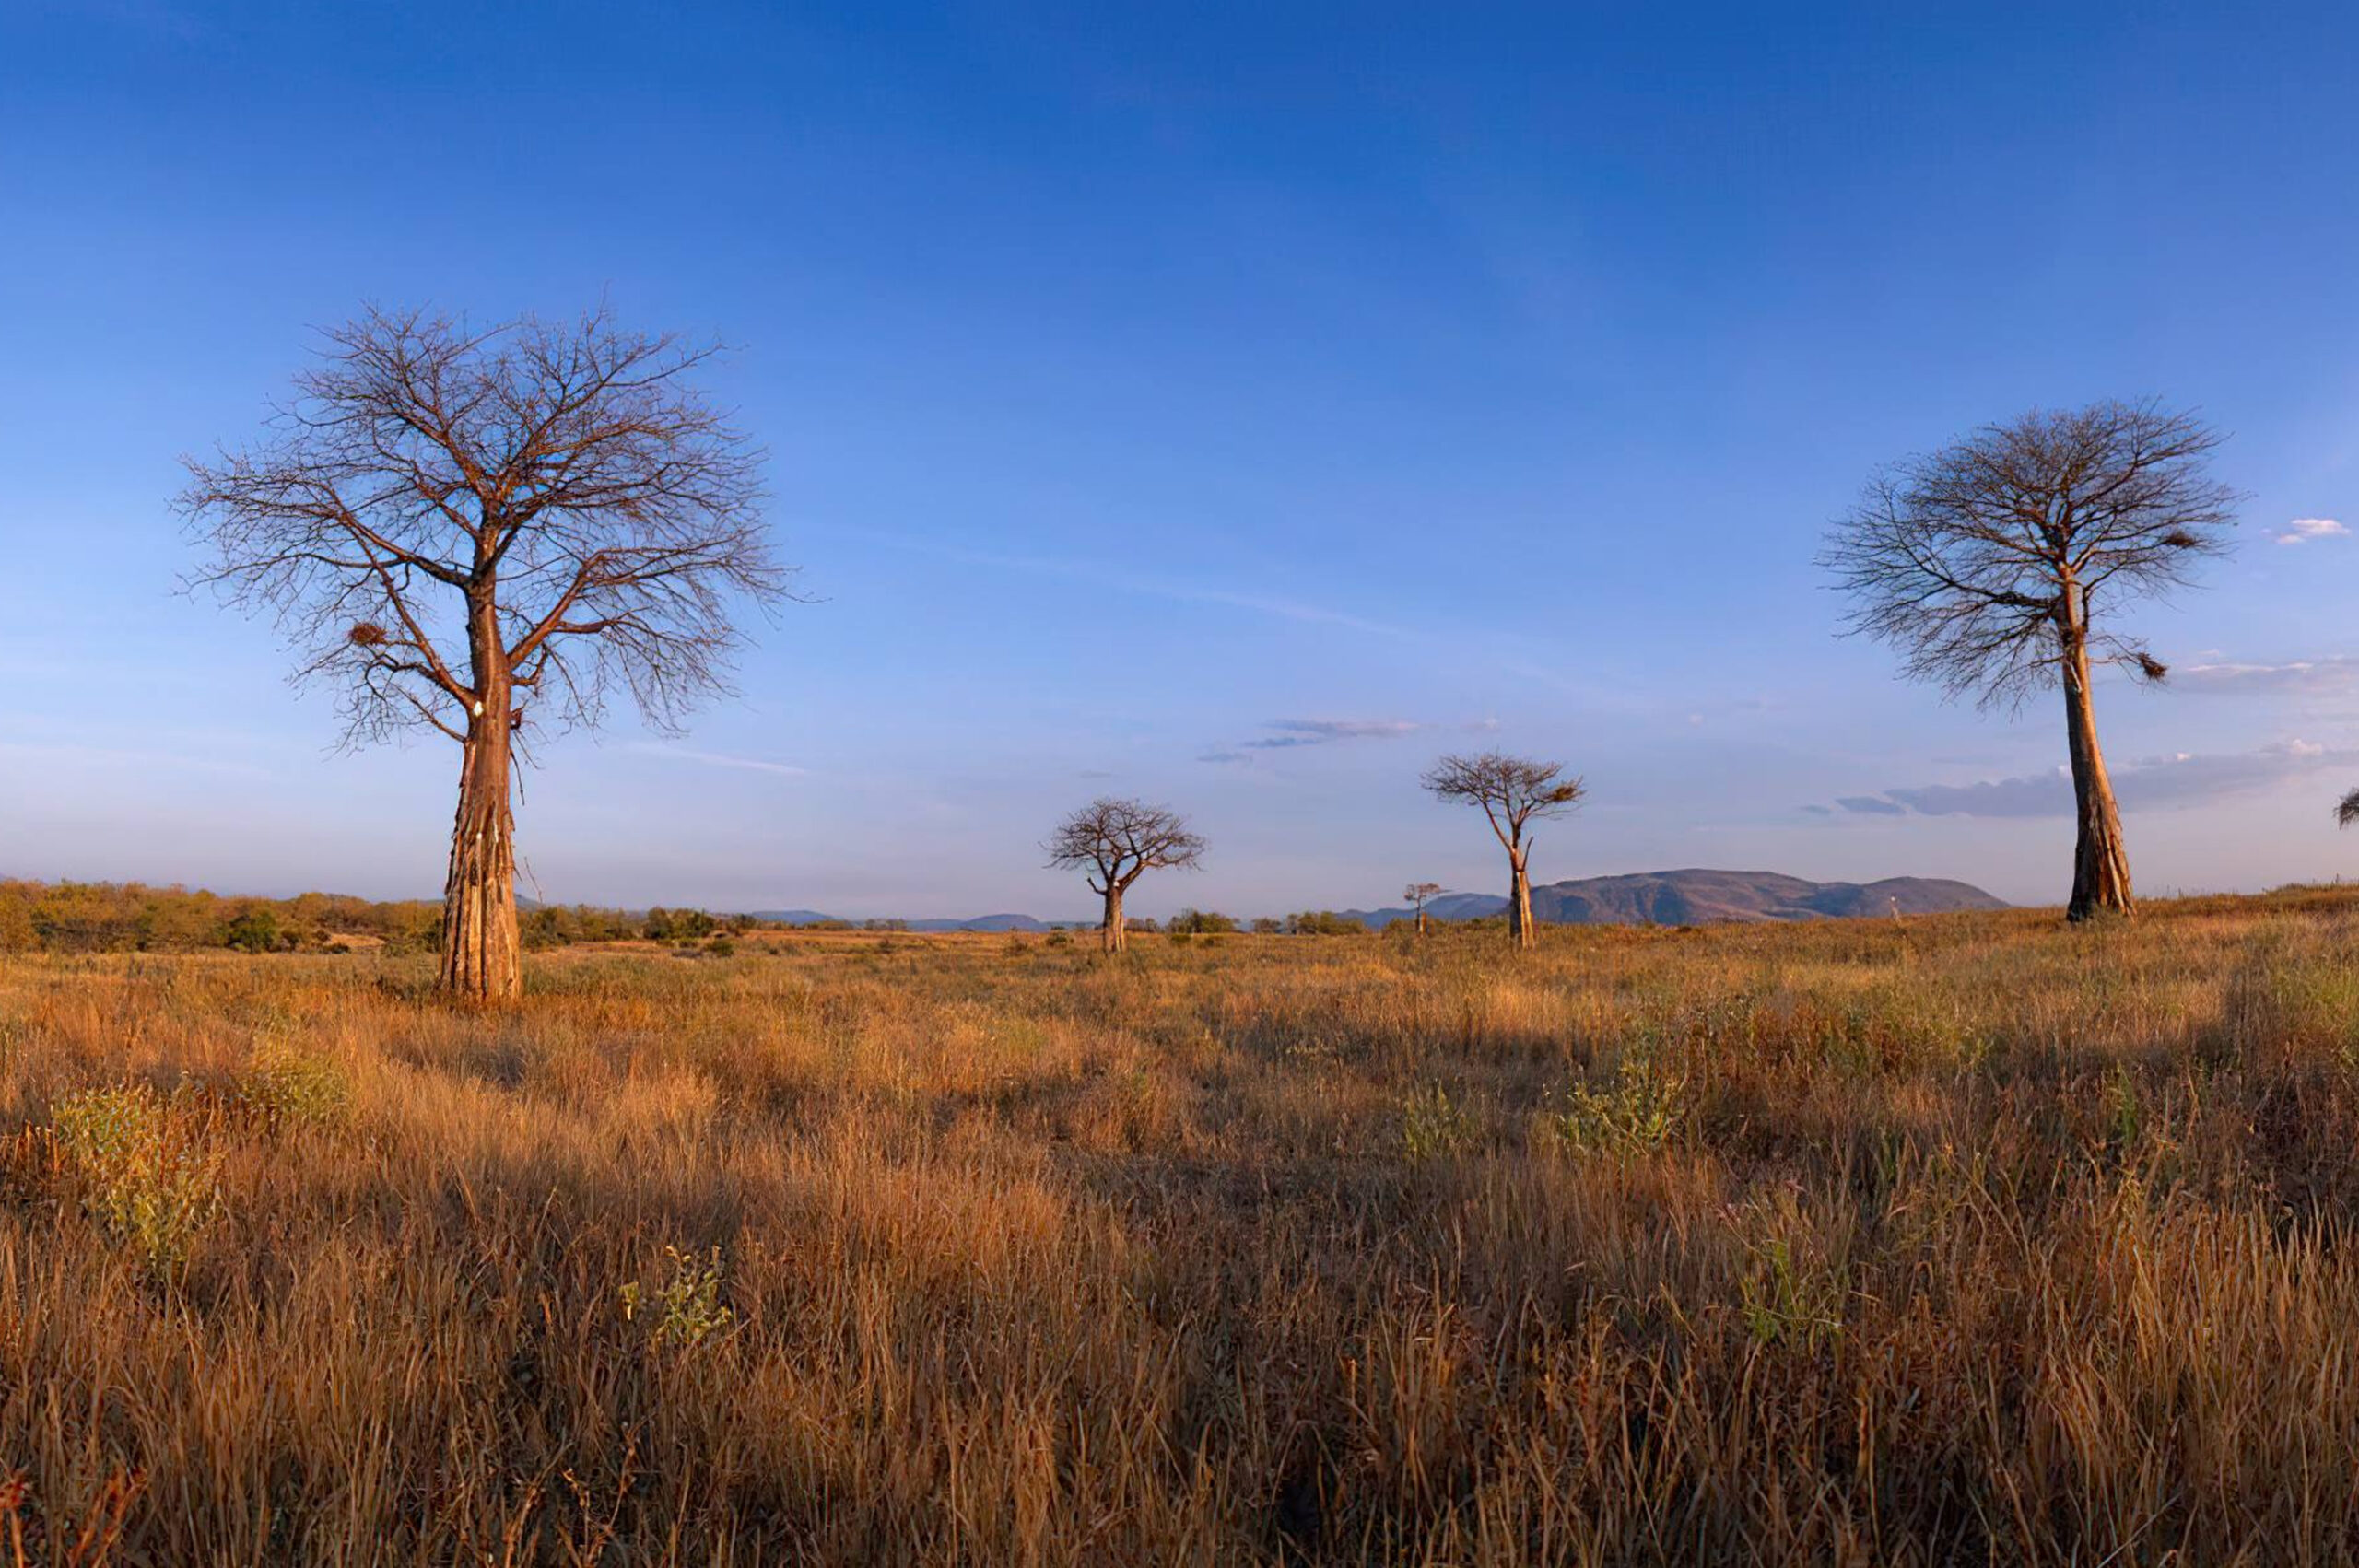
(1339, 869), (2005, 928)
(908, 913), (1053, 933)
(1332, 892), (1509, 927)
(747, 909), (1065, 932)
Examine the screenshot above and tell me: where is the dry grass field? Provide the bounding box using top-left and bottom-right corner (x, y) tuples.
(9, 894), (2359, 1563)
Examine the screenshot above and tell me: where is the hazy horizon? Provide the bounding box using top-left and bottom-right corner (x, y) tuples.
(6, 2), (2358, 918)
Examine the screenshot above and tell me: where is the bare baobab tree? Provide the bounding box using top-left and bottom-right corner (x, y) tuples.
(1403, 882), (1443, 936)
(1423, 753), (1584, 949)
(1822, 400), (2237, 921)
(180, 305), (790, 1001)
(1044, 798), (1205, 953)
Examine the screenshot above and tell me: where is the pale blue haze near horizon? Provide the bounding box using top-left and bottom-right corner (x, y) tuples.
(4, 0), (2358, 918)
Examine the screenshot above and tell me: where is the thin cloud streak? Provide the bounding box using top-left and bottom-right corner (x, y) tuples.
(1216, 715), (1451, 756)
(0, 740), (277, 781)
(1833, 740), (2352, 820)
(1267, 719), (1423, 740)
(848, 531), (1420, 641)
(2175, 656), (2359, 696)
(626, 743), (808, 778)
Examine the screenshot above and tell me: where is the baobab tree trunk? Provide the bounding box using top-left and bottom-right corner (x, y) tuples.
(440, 602), (522, 1001)
(2061, 635), (2133, 922)
(439, 713), (521, 999)
(1100, 883), (1127, 954)
(1507, 852), (1536, 950)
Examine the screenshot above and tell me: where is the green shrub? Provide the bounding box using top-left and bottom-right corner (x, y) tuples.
(51, 1085), (221, 1276)
(1550, 1056), (1686, 1154)
(222, 908), (282, 954)
(1739, 1235), (1845, 1350)
(620, 1246), (735, 1350)
(239, 1044), (352, 1129)
(1401, 1083), (1476, 1160)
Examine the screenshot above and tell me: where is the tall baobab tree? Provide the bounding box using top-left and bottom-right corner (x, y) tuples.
(181, 306), (789, 1001)
(1423, 753), (1584, 949)
(1403, 881), (1443, 936)
(1044, 798), (1205, 953)
(1822, 400), (2237, 921)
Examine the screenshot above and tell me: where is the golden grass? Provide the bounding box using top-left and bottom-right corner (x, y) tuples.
(9, 894), (2359, 1562)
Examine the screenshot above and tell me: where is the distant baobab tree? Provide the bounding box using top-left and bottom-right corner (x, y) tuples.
(1423, 753), (1584, 949)
(1044, 798), (1205, 954)
(180, 306), (789, 1001)
(1822, 400), (2237, 921)
(1403, 881), (1443, 936)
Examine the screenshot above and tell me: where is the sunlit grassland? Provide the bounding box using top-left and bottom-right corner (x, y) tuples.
(9, 892), (2359, 1562)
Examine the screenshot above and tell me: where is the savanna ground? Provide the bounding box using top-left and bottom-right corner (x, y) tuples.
(9, 895), (2359, 1564)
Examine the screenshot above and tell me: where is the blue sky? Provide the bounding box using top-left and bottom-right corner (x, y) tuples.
(4, 0), (2358, 917)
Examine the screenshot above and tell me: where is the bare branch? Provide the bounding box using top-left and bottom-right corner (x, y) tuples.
(1044, 798), (1207, 890)
(1421, 752), (1584, 854)
(177, 304), (792, 753)
(1819, 399), (2239, 711)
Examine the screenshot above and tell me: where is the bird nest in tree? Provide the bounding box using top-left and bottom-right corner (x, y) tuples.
(347, 621), (390, 648)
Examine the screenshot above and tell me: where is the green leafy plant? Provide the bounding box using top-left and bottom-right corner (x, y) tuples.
(1551, 1056), (1686, 1154)
(52, 1085), (222, 1276)
(1739, 1235), (1844, 1350)
(620, 1246), (735, 1350)
(1401, 1083), (1476, 1160)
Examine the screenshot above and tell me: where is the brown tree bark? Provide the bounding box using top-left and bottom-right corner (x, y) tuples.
(1101, 883), (1127, 954)
(438, 595), (522, 1001)
(1508, 851), (1536, 950)
(2061, 633), (2133, 921)
(438, 715), (521, 1000)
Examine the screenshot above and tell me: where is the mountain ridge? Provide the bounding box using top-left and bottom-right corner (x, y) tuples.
(1332, 868), (2006, 929)
(742, 870), (2007, 931)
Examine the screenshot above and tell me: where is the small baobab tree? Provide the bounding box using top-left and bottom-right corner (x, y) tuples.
(1821, 399), (2237, 921)
(1403, 881), (1443, 936)
(1423, 753), (1584, 949)
(180, 305), (790, 1001)
(1044, 798), (1205, 953)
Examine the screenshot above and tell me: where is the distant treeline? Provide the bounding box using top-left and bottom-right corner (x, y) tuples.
(0, 882), (773, 956)
(0, 882), (1479, 955)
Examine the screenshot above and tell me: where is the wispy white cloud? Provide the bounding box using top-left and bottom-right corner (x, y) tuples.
(1224, 716), (1448, 754)
(849, 532), (1418, 641)
(626, 743), (807, 778)
(2175, 656), (2359, 696)
(1246, 719), (1423, 747)
(1832, 739), (2352, 820)
(0, 740), (277, 781)
(2272, 517), (2349, 545)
